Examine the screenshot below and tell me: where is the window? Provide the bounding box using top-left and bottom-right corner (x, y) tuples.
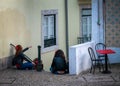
(41, 9), (58, 52)
(82, 8), (91, 42)
(44, 14), (56, 47)
(78, 6), (92, 44)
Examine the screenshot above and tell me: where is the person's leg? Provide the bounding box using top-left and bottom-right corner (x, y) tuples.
(21, 62), (34, 70)
(50, 67), (54, 73)
(50, 67), (58, 74)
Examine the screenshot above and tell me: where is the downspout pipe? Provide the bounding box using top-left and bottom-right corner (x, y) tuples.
(103, 0), (106, 45)
(65, 0), (69, 61)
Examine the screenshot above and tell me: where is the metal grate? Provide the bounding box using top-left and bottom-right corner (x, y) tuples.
(77, 36), (91, 44)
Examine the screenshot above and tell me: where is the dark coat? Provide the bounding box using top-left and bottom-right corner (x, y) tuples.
(12, 47), (32, 66)
(50, 56), (67, 73)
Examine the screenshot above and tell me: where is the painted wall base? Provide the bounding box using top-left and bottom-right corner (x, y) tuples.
(0, 56), (14, 70)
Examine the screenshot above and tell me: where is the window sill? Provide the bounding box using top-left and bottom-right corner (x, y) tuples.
(41, 45), (58, 53)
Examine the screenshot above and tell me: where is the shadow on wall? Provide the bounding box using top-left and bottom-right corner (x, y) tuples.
(0, 8), (30, 57)
(0, 8), (31, 70)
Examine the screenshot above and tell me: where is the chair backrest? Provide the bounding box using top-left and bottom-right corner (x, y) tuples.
(88, 47), (96, 61)
(95, 43), (106, 50)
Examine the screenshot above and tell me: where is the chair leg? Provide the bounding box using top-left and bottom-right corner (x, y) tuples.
(106, 57), (111, 69)
(90, 66), (92, 73)
(93, 62), (96, 74)
(99, 60), (104, 72)
(90, 63), (94, 73)
(93, 66), (95, 74)
(100, 61), (104, 72)
(97, 61), (101, 72)
(108, 59), (111, 69)
(90, 62), (104, 74)
(95, 61), (104, 72)
(90, 64), (95, 74)
(100, 62), (104, 72)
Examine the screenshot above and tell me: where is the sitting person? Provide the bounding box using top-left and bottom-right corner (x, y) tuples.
(12, 45), (35, 70)
(50, 49), (69, 74)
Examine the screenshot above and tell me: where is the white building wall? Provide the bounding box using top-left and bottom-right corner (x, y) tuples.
(69, 41), (95, 75)
(92, 0), (104, 44)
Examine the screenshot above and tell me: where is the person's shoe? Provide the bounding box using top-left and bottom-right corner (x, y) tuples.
(57, 71), (65, 74)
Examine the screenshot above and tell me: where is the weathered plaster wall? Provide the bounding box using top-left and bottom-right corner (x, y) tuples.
(0, 0), (68, 71)
(0, 8), (30, 57)
(68, 0), (80, 46)
(0, 0), (81, 71)
(32, 0), (66, 71)
(0, 0), (33, 69)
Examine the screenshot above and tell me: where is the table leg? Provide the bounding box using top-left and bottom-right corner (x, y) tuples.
(102, 54), (111, 74)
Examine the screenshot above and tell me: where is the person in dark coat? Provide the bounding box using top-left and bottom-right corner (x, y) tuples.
(50, 49), (69, 74)
(12, 45), (35, 70)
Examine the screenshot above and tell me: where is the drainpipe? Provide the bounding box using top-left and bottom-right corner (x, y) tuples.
(98, 0), (100, 43)
(103, 0), (106, 45)
(65, 0), (69, 61)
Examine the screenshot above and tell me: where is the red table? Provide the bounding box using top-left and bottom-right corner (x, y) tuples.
(96, 49), (115, 74)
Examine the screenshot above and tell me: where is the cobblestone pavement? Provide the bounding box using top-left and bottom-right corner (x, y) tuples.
(0, 64), (120, 86)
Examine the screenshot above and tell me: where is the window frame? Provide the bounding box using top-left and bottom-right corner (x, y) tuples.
(41, 9), (58, 53)
(79, 5), (92, 43)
